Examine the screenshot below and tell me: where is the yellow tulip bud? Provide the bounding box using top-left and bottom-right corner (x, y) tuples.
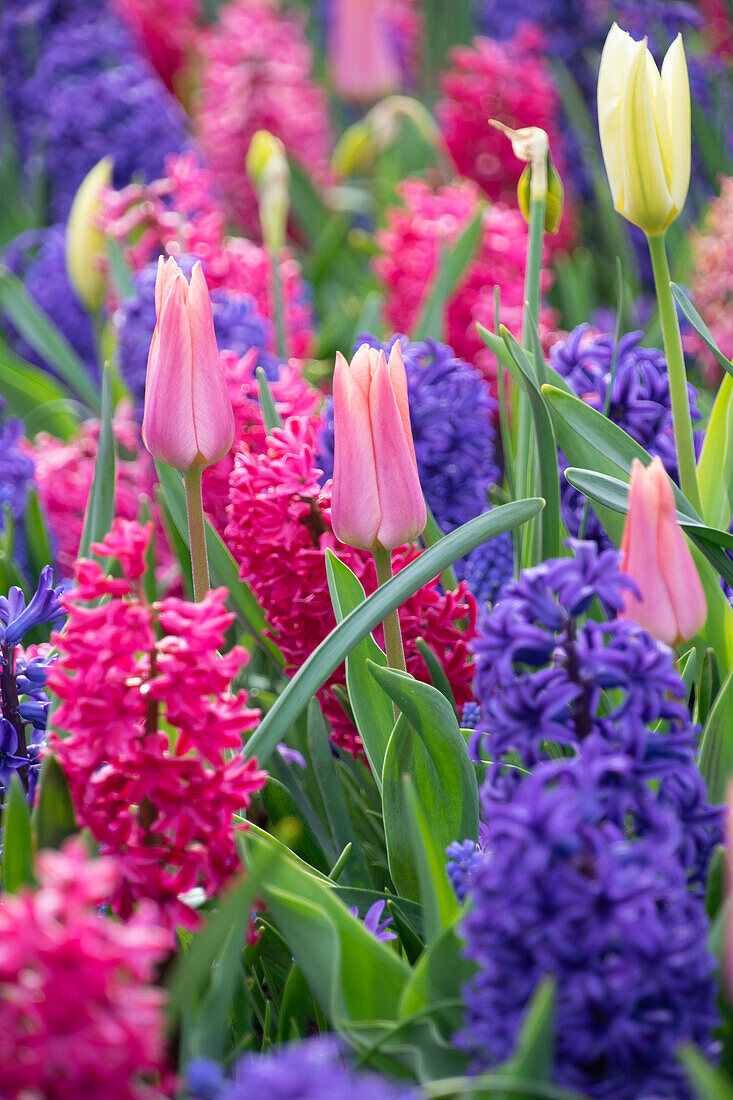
(246, 130), (290, 253)
(597, 23), (690, 236)
(66, 156), (113, 313)
(332, 120), (379, 176)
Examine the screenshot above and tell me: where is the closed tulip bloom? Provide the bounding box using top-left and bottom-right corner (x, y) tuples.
(142, 256), (235, 472)
(329, 0), (401, 104)
(598, 23), (690, 235)
(66, 156), (113, 312)
(331, 341), (426, 550)
(619, 457), (706, 646)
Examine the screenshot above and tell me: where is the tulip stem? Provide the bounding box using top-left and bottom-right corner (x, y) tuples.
(183, 467), (210, 603)
(373, 549), (407, 684)
(647, 233), (702, 516)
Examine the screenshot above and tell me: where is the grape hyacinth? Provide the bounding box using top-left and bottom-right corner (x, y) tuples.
(187, 1038), (420, 1100)
(115, 256), (278, 406)
(0, 839), (173, 1100)
(374, 179), (557, 386)
(318, 334), (513, 607)
(49, 519), (265, 928)
(1, 224), (98, 381)
(454, 541), (722, 1096)
(0, 566), (64, 803)
(21, 12), (188, 220)
(550, 325), (700, 548)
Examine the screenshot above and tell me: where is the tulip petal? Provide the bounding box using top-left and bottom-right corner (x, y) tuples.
(142, 272), (198, 470)
(331, 351), (382, 549)
(620, 41), (674, 233)
(350, 343), (373, 399)
(386, 341), (417, 466)
(661, 34), (691, 214)
(187, 262), (235, 466)
(598, 23), (637, 209)
(370, 353), (426, 549)
(619, 458), (678, 645)
(653, 460), (707, 643)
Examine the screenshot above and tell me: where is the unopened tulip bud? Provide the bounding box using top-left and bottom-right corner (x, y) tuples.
(491, 122), (563, 233)
(619, 457), (707, 646)
(331, 342), (426, 551)
(246, 130), (290, 252)
(329, 0), (400, 104)
(142, 256), (234, 472)
(598, 24), (690, 235)
(66, 156), (113, 312)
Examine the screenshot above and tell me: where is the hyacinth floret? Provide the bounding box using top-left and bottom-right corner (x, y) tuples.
(458, 753), (719, 1099)
(470, 540), (722, 888)
(186, 1038), (420, 1100)
(49, 518), (265, 927)
(0, 838), (172, 1100)
(21, 12), (188, 219)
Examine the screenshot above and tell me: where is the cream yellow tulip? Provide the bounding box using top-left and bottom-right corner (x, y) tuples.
(597, 23), (690, 236)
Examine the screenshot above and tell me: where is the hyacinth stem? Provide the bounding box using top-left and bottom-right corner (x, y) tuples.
(271, 250), (287, 362)
(373, 548), (407, 682)
(183, 467), (210, 603)
(647, 233), (703, 517)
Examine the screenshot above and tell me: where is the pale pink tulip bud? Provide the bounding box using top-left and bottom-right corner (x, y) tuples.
(328, 0), (401, 104)
(331, 341), (426, 550)
(618, 456), (707, 646)
(142, 256), (235, 472)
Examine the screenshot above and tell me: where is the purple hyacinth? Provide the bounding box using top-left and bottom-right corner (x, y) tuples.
(20, 13), (188, 220)
(0, 415), (35, 561)
(0, 566), (62, 803)
(550, 325), (701, 549)
(115, 257), (278, 407)
(457, 751), (719, 1099)
(1, 224), (99, 381)
(318, 334), (513, 607)
(470, 540), (722, 889)
(186, 1038), (420, 1100)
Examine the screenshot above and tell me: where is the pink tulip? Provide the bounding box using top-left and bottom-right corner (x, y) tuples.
(329, 0), (401, 104)
(619, 456), (707, 646)
(142, 256), (235, 472)
(331, 341), (426, 550)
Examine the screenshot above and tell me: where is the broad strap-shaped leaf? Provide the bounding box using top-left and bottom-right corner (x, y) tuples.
(325, 551), (394, 785)
(245, 499), (544, 765)
(32, 755), (77, 851)
(698, 662), (733, 804)
(376, 665), (478, 905)
(0, 337), (80, 439)
(698, 375), (733, 531)
(1, 774), (34, 892)
(671, 283), (733, 381)
(78, 361), (116, 561)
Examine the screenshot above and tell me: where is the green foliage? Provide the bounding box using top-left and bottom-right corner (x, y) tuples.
(413, 207), (483, 341)
(1, 774), (34, 892)
(78, 362), (116, 561)
(32, 755), (77, 852)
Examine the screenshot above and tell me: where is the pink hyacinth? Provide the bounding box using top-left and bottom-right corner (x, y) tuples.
(49, 520), (265, 928)
(0, 839), (172, 1100)
(193, 0), (332, 234)
(687, 177), (733, 382)
(26, 402), (169, 580)
(436, 28), (573, 244)
(100, 153), (316, 360)
(374, 177), (558, 385)
(114, 0), (199, 89)
(202, 348), (320, 536)
(225, 415), (477, 755)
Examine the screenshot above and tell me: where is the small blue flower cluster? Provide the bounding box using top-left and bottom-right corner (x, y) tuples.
(452, 541), (721, 1097)
(0, 411), (35, 550)
(550, 325), (700, 547)
(187, 1038), (420, 1100)
(0, 566), (64, 803)
(2, 5), (188, 220)
(318, 335), (513, 607)
(115, 257), (279, 408)
(1, 225), (99, 381)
